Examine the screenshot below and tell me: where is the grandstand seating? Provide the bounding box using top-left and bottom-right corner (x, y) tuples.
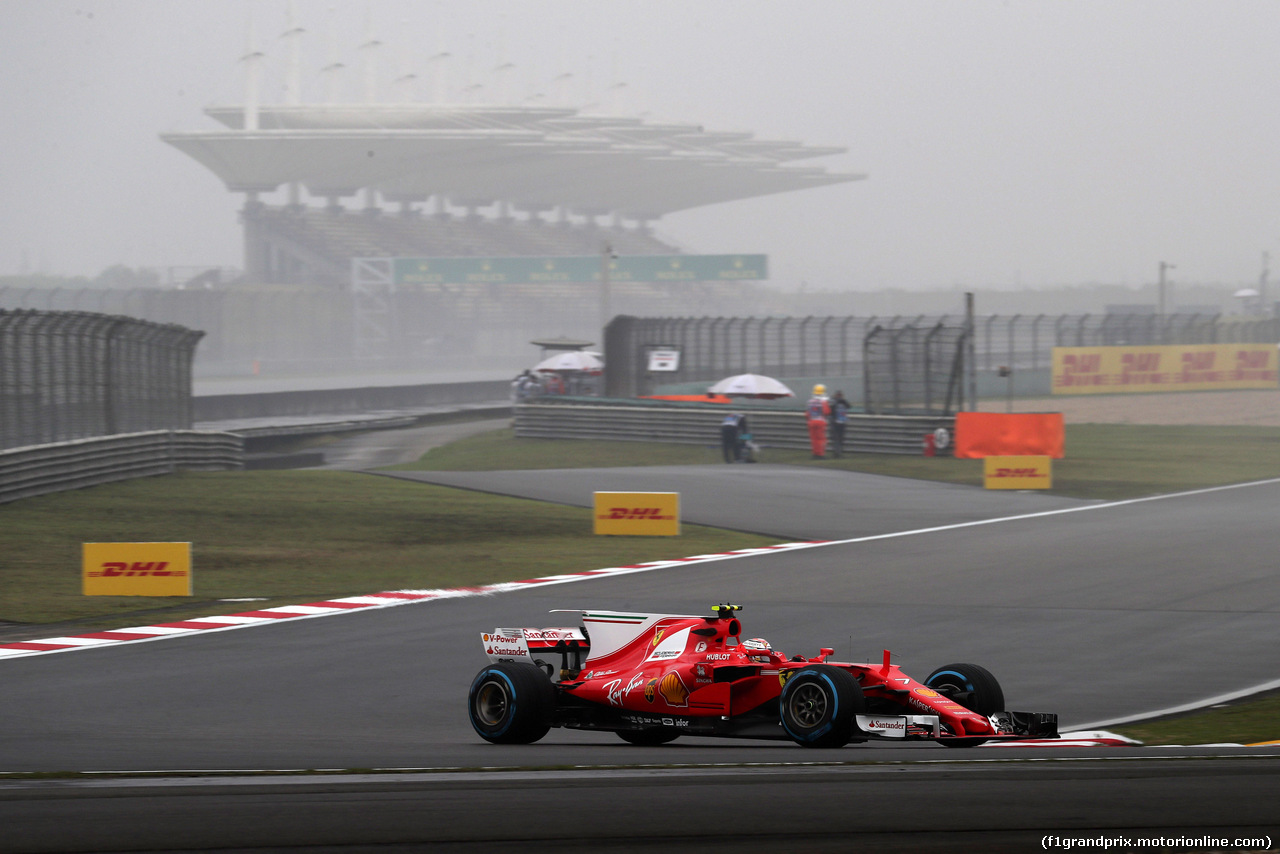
(245, 204), (679, 285)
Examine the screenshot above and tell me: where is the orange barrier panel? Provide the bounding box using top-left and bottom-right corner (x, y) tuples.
(954, 412), (1064, 459)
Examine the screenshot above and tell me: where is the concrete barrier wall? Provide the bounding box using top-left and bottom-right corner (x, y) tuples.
(194, 379), (512, 421)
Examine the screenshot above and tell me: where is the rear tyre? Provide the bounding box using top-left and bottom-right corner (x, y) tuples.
(779, 665), (864, 748)
(925, 662), (1004, 748)
(617, 729), (680, 746)
(468, 662), (556, 744)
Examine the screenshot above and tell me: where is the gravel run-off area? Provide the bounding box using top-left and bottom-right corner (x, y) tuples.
(1002, 387), (1280, 426)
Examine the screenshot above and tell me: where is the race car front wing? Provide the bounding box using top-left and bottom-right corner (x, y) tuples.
(855, 710), (1058, 742)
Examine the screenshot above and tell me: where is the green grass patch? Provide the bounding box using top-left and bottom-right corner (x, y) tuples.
(391, 424), (1280, 500)
(1113, 691), (1280, 746)
(0, 471), (780, 629)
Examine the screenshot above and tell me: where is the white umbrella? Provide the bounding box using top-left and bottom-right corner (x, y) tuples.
(533, 351), (604, 373)
(707, 373), (795, 399)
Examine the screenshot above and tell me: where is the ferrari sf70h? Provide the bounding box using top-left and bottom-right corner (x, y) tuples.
(469, 605), (1057, 748)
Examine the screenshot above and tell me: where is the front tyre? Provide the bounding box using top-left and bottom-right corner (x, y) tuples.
(779, 665), (865, 748)
(925, 662), (1004, 748)
(468, 662), (556, 744)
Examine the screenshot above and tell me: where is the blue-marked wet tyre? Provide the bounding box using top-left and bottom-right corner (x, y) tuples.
(925, 662), (1004, 748)
(468, 662), (556, 744)
(779, 665), (865, 748)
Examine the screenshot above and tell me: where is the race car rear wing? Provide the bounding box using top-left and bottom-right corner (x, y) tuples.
(482, 627), (590, 677)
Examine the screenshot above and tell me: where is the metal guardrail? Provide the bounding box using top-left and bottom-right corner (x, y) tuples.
(514, 403), (953, 456)
(0, 431), (244, 505)
(193, 380), (512, 421)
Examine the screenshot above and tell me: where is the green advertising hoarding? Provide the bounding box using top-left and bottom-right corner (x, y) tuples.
(393, 254), (767, 286)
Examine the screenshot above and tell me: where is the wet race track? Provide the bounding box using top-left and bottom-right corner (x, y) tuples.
(3, 461), (1278, 851)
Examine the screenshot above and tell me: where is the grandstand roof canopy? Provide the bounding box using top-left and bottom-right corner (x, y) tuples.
(162, 104), (864, 220)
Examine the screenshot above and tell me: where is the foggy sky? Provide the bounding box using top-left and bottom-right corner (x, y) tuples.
(3, 0), (1279, 292)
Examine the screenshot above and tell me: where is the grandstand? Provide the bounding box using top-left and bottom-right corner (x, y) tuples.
(150, 19), (863, 371)
(239, 202), (682, 286)
(163, 92), (862, 289)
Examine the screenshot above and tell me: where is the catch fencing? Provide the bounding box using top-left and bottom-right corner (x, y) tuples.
(863, 322), (969, 414)
(604, 312), (1280, 401)
(0, 310), (203, 451)
(5, 286), (1278, 381)
(0, 282), (731, 377)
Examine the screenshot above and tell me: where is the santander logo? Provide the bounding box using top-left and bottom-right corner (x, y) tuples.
(864, 717), (906, 732)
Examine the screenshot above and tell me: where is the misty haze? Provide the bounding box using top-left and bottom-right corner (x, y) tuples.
(2, 1), (1279, 381)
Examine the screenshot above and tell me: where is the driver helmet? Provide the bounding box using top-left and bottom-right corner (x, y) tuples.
(741, 637), (772, 651)
(812, 384), (826, 395)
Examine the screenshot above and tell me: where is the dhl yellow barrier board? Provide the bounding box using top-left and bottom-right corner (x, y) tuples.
(593, 492), (680, 536)
(1052, 344), (1278, 395)
(984, 456), (1052, 490)
(83, 542), (192, 596)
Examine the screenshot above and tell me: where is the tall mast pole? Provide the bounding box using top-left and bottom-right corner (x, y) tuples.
(241, 16), (265, 131)
(281, 0), (305, 107)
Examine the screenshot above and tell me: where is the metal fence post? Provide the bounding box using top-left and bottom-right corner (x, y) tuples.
(759, 317), (771, 375)
(1031, 314), (1044, 373)
(1006, 314), (1020, 373)
(840, 315), (855, 374)
(798, 315), (813, 377)
(863, 325), (880, 414)
(964, 295), (976, 411)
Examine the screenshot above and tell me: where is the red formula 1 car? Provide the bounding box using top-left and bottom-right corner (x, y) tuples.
(468, 605), (1057, 748)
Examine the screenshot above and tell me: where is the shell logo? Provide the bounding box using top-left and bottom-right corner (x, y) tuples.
(914, 688), (940, 698)
(658, 672), (689, 707)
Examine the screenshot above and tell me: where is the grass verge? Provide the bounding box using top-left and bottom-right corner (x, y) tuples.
(6, 420), (1278, 745)
(382, 420), (1280, 745)
(1112, 691), (1280, 746)
(385, 423), (1280, 501)
(0, 470), (779, 630)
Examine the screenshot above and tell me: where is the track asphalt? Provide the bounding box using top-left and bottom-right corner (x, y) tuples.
(378, 464), (1092, 540)
(2, 470), (1278, 773)
(3, 455), (1278, 850)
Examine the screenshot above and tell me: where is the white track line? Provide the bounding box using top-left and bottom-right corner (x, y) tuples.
(813, 475), (1280, 548)
(4, 476), (1278, 676)
(1071, 676), (1280, 731)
